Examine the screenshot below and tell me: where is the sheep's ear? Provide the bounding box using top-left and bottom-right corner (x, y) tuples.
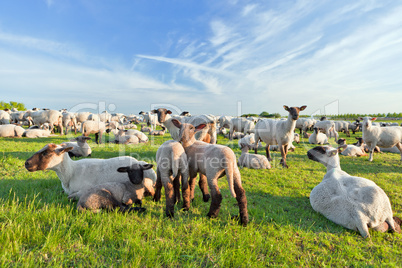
(167, 110), (172, 114)
(299, 105), (307, 111)
(151, 109), (158, 113)
(371, 117), (377, 121)
(141, 164), (154, 170)
(283, 105), (290, 111)
(56, 146), (73, 155)
(117, 167), (129, 173)
(171, 119), (182, 129)
(195, 124), (206, 131)
(358, 117), (363, 121)
(139, 111), (144, 115)
(326, 149), (338, 157)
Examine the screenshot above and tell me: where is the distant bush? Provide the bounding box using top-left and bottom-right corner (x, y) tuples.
(0, 101), (26, 111)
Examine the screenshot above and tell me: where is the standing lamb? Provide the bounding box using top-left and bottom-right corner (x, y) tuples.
(238, 145), (271, 169)
(307, 145), (401, 238)
(24, 144), (156, 199)
(171, 119), (248, 226)
(254, 105), (307, 168)
(360, 117), (402, 161)
(77, 163), (155, 213)
(153, 140), (191, 217)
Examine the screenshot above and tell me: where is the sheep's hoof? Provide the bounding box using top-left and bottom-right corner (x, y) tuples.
(203, 194), (211, 202)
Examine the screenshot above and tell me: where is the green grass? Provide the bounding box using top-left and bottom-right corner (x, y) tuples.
(1, 129), (402, 267)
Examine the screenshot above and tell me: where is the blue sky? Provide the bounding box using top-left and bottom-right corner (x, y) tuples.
(1, 0), (402, 116)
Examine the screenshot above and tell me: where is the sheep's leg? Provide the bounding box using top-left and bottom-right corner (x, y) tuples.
(265, 145), (272, 161)
(188, 174), (198, 202)
(233, 172), (248, 227)
(279, 144), (289, 168)
(153, 169), (162, 202)
(163, 179), (175, 218)
(206, 178), (222, 219)
(95, 133), (100, 144)
(395, 143), (402, 161)
(368, 143), (375, 162)
(199, 174), (210, 202)
(355, 221), (370, 238)
(98, 131), (103, 144)
(181, 171), (191, 211)
(173, 174), (181, 204)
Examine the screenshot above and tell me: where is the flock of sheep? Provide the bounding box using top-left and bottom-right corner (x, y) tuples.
(1, 105), (402, 237)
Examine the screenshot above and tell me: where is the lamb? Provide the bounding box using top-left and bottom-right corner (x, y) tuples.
(149, 126), (166, 136)
(77, 163), (155, 212)
(360, 117), (402, 161)
(238, 145), (271, 169)
(254, 105), (307, 168)
(309, 127), (328, 145)
(171, 119), (248, 226)
(238, 134), (259, 150)
(22, 129), (54, 138)
(140, 124), (152, 133)
(153, 140), (191, 217)
(0, 125), (25, 138)
(81, 120), (106, 144)
(24, 144), (157, 199)
(61, 136), (92, 157)
(307, 145), (401, 238)
(336, 138), (366, 157)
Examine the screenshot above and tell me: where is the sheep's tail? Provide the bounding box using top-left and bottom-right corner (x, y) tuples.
(225, 156), (238, 198)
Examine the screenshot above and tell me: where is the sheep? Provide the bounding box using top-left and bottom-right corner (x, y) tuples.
(75, 112), (92, 124)
(0, 110), (11, 124)
(349, 120), (361, 134)
(153, 140), (191, 217)
(229, 118), (255, 139)
(112, 129), (140, 145)
(24, 109), (63, 134)
(139, 111), (159, 130)
(150, 126), (166, 136)
(140, 124), (152, 133)
(336, 138), (366, 157)
(22, 129), (55, 138)
(314, 120), (338, 140)
(0, 125), (25, 138)
(307, 145), (401, 238)
(171, 119), (248, 226)
(309, 127), (328, 145)
(360, 117), (402, 161)
(81, 120), (106, 144)
(10, 111), (28, 124)
(238, 134), (259, 150)
(218, 115), (233, 129)
(61, 136), (92, 157)
(225, 131), (245, 139)
(335, 121), (350, 137)
(218, 127), (227, 135)
(24, 143), (157, 199)
(353, 137), (381, 154)
(77, 163), (155, 212)
(303, 131), (311, 138)
(254, 105), (307, 168)
(62, 112), (78, 135)
(238, 144), (271, 169)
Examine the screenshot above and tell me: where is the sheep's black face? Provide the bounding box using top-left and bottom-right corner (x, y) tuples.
(117, 163), (154, 185)
(307, 146), (327, 162)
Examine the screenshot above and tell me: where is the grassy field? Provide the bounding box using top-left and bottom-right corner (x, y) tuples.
(0, 128), (401, 267)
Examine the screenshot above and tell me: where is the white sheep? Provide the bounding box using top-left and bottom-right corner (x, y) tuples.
(314, 120), (338, 140)
(0, 110), (11, 124)
(336, 138), (366, 157)
(75, 112), (92, 124)
(171, 119), (249, 226)
(81, 120), (106, 144)
(0, 125), (25, 138)
(218, 115), (233, 129)
(360, 117), (402, 161)
(254, 105), (307, 168)
(140, 124), (152, 133)
(62, 111), (78, 135)
(335, 121), (350, 137)
(25, 143), (157, 199)
(307, 145), (401, 238)
(153, 140), (190, 217)
(309, 127), (328, 145)
(23, 129), (55, 138)
(24, 109), (63, 134)
(139, 111), (159, 130)
(149, 126), (166, 136)
(229, 118), (255, 139)
(238, 145), (271, 169)
(113, 129), (140, 145)
(61, 136), (92, 157)
(77, 163), (155, 212)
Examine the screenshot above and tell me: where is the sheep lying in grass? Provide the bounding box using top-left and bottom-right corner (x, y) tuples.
(154, 140), (191, 217)
(22, 129), (55, 138)
(307, 145), (401, 238)
(336, 138), (366, 157)
(353, 137), (381, 154)
(238, 145), (271, 169)
(113, 129), (140, 145)
(171, 119), (248, 226)
(0, 124), (25, 138)
(308, 127), (328, 145)
(77, 163), (154, 212)
(360, 117), (402, 161)
(61, 136), (92, 157)
(141, 124), (152, 133)
(150, 126), (166, 136)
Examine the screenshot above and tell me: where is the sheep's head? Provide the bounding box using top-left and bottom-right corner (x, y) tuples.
(151, 108), (172, 124)
(359, 117), (376, 129)
(117, 163), (154, 184)
(171, 119), (206, 145)
(25, 144), (73, 172)
(284, 105), (307, 120)
(71, 136), (91, 146)
(307, 146), (340, 169)
(336, 138), (346, 145)
(293, 133), (300, 144)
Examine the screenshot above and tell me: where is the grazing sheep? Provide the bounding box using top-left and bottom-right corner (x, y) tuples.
(360, 117), (402, 161)
(303, 131), (311, 138)
(24, 144), (157, 199)
(218, 115), (233, 129)
(309, 127), (328, 145)
(229, 118), (255, 139)
(238, 145), (271, 169)
(153, 140), (191, 217)
(10, 111), (28, 125)
(335, 121), (350, 137)
(81, 120), (106, 144)
(0, 125), (25, 137)
(24, 109), (63, 134)
(77, 163), (155, 212)
(171, 119), (248, 226)
(254, 105), (307, 168)
(61, 136), (92, 157)
(23, 129), (54, 138)
(336, 138), (366, 157)
(150, 126), (166, 136)
(307, 145), (401, 238)
(238, 134), (260, 150)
